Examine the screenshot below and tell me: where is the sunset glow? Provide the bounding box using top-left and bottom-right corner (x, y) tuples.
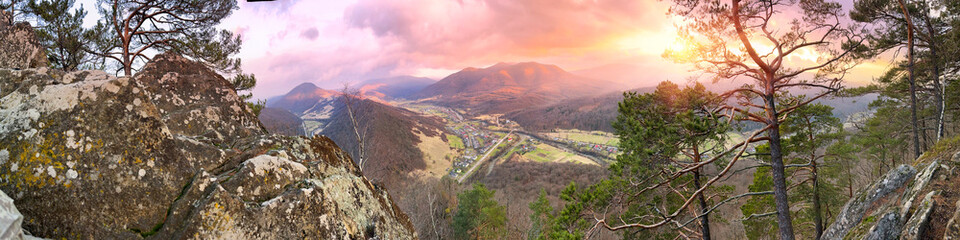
(207, 0), (879, 98)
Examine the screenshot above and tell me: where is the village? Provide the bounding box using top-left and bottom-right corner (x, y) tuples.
(401, 104), (618, 180)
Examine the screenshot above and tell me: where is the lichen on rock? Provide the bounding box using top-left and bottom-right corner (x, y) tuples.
(822, 164), (916, 240)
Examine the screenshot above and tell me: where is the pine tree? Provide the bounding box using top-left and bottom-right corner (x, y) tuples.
(27, 0), (90, 71)
(452, 184), (507, 240)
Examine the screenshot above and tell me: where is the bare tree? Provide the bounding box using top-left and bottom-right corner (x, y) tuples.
(340, 84), (368, 171)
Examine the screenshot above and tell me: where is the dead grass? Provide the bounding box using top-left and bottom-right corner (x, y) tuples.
(917, 135), (960, 165)
(410, 132), (455, 179)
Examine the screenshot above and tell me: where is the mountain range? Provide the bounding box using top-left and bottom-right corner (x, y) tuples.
(413, 62), (620, 114)
(264, 82), (448, 182)
(358, 75), (436, 100)
(506, 87), (655, 132)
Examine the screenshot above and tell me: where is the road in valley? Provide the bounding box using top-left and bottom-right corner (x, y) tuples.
(458, 130), (513, 183)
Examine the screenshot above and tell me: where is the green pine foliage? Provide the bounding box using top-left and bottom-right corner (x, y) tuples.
(452, 184), (507, 240)
(740, 163), (777, 239)
(543, 81), (730, 239)
(27, 0), (90, 71)
(740, 97), (855, 239)
(527, 189), (553, 240)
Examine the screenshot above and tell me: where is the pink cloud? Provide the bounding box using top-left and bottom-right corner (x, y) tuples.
(230, 0), (880, 98)
(344, 0), (671, 68)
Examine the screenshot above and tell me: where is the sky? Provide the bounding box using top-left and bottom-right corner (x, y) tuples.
(75, 0), (895, 99)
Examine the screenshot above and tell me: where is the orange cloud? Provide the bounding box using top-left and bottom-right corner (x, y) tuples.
(219, 0), (882, 98)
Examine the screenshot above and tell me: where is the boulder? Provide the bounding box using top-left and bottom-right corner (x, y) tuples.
(133, 51), (265, 143)
(0, 189), (24, 239)
(0, 67), (194, 238)
(150, 135), (415, 239)
(0, 10), (47, 69)
(0, 51), (415, 238)
(822, 164), (917, 239)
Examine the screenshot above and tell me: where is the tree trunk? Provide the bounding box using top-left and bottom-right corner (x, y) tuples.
(846, 165), (854, 198)
(812, 162), (823, 240)
(922, 13), (945, 141)
(339, 86), (367, 172)
(765, 92), (795, 240)
(898, 0), (921, 159)
(122, 49), (131, 76)
(730, 0), (794, 237)
(920, 112), (929, 151)
(693, 169), (711, 240)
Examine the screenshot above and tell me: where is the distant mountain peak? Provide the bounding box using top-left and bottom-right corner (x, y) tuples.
(289, 82), (319, 93)
(486, 62), (563, 72)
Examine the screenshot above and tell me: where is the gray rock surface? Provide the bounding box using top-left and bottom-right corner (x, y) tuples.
(0, 47), (415, 238)
(0, 190), (44, 240)
(822, 164), (917, 239)
(134, 52), (265, 143)
(826, 150), (960, 239)
(901, 191), (938, 240)
(865, 210), (901, 240)
(0, 189), (24, 239)
(900, 161), (940, 220)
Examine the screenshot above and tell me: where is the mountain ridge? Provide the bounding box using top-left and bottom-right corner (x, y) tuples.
(414, 62), (620, 114)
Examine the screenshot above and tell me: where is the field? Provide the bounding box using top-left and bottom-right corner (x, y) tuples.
(522, 143), (597, 165)
(445, 134), (465, 149)
(400, 103), (450, 118)
(724, 132), (746, 148)
(412, 132), (456, 179)
(542, 129), (619, 146)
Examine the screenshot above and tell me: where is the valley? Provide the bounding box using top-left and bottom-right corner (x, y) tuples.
(255, 60), (884, 240)
(398, 102), (611, 183)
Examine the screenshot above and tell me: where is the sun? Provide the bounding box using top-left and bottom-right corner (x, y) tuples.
(662, 38), (698, 62)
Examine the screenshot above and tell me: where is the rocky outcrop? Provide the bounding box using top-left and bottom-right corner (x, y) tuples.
(0, 23), (415, 238)
(0, 10), (47, 69)
(826, 154), (959, 239)
(864, 211), (900, 240)
(822, 164), (917, 239)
